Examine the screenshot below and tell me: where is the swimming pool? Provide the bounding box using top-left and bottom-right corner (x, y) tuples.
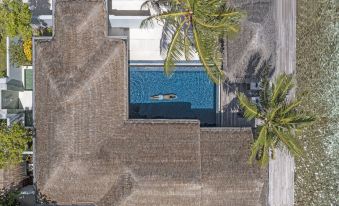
(129, 65), (216, 126)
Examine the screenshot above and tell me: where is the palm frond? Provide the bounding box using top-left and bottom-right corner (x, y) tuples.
(272, 127), (303, 156)
(268, 104), (283, 121)
(280, 114), (315, 126)
(140, 0), (183, 12)
(140, 11), (189, 28)
(160, 20), (179, 56)
(163, 20), (188, 76)
(140, 0), (167, 12)
(249, 126), (267, 164)
(271, 74), (294, 105)
(183, 24), (194, 60)
(140, 0), (245, 83)
(193, 27), (224, 83)
(280, 99), (302, 115)
(259, 63), (272, 109)
(237, 93), (260, 120)
(259, 136), (271, 167)
(193, 8), (243, 36)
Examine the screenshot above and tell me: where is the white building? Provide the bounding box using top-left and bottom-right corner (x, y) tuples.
(0, 38), (33, 127)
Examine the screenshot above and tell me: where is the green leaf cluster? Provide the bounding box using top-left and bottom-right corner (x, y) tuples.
(237, 73), (315, 167)
(0, 185), (20, 206)
(33, 26), (53, 37)
(0, 40), (6, 72)
(0, 122), (31, 169)
(0, 0), (32, 41)
(0, 0), (32, 71)
(9, 40), (31, 66)
(141, 0), (245, 83)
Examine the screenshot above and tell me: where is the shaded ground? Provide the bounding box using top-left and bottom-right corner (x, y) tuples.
(29, 0), (52, 16)
(225, 0), (276, 82)
(220, 0), (275, 127)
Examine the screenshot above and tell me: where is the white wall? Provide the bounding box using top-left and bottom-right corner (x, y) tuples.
(19, 91), (32, 110)
(110, 16), (164, 61)
(130, 26), (164, 61)
(8, 67), (23, 82)
(110, 15), (199, 61)
(112, 0), (145, 10)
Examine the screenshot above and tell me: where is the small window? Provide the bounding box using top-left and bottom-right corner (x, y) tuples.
(24, 69), (33, 90)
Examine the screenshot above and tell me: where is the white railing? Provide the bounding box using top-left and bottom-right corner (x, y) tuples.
(6, 37), (10, 76)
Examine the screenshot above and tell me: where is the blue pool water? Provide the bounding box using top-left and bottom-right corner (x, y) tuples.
(129, 66), (216, 125)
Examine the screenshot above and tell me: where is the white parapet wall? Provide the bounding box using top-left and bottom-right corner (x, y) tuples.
(110, 15), (164, 61)
(6, 37), (10, 76)
(110, 15), (199, 61)
(112, 0), (145, 10)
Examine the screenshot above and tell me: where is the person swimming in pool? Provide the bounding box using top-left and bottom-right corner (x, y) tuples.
(150, 93), (177, 100)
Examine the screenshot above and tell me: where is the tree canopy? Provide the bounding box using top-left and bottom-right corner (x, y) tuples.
(141, 0), (244, 83)
(0, 0), (32, 71)
(0, 0), (32, 41)
(0, 184), (20, 206)
(237, 73), (315, 167)
(0, 122), (31, 169)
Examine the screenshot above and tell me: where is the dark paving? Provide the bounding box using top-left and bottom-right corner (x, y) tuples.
(221, 0), (275, 128)
(221, 83), (254, 127)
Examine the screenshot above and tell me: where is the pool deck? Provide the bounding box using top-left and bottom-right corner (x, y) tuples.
(220, 0), (276, 128)
(220, 0), (296, 205)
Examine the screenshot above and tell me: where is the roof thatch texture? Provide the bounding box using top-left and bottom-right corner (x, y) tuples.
(201, 128), (267, 205)
(34, 0), (266, 205)
(0, 164), (26, 188)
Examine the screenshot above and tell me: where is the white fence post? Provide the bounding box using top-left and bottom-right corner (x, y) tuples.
(6, 36), (10, 77)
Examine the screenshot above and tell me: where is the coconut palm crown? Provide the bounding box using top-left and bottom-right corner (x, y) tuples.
(140, 0), (244, 83)
(237, 73), (315, 167)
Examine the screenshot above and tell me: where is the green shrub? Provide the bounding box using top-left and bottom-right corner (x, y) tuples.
(0, 122), (32, 169)
(33, 27), (53, 36)
(0, 70), (6, 78)
(9, 41), (31, 66)
(0, 40), (6, 72)
(0, 185), (20, 206)
(0, 0), (32, 41)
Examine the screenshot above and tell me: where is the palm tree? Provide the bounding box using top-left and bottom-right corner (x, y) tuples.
(140, 0), (244, 83)
(237, 73), (315, 167)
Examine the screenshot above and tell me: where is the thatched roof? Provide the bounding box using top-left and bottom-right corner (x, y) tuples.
(34, 0), (266, 205)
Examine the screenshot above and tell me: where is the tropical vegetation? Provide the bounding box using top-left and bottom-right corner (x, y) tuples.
(9, 40), (31, 66)
(141, 0), (244, 83)
(0, 122), (31, 169)
(237, 73), (315, 167)
(0, 184), (20, 206)
(23, 39), (32, 62)
(0, 0), (32, 72)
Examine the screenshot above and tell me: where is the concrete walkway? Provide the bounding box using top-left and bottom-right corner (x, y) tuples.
(269, 0), (296, 206)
